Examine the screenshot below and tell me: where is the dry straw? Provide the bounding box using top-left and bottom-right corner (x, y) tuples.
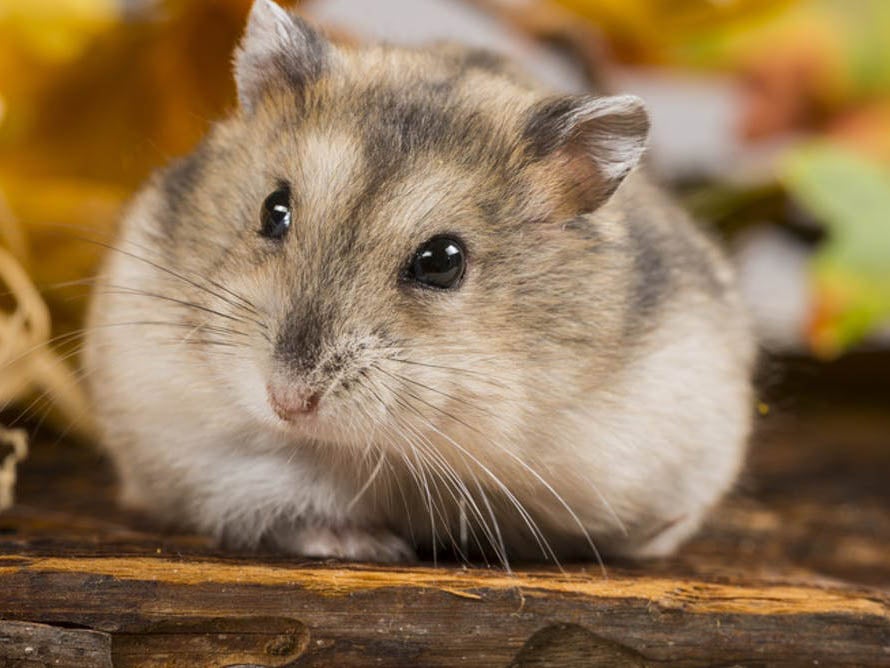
(1, 198), (96, 507)
(0, 426), (27, 511)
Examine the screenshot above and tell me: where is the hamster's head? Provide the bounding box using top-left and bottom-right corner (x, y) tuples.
(150, 0), (649, 452)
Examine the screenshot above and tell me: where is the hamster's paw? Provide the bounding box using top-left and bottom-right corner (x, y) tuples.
(273, 525), (416, 563)
(608, 513), (702, 559)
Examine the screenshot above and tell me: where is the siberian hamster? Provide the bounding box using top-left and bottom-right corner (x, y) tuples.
(84, 0), (755, 564)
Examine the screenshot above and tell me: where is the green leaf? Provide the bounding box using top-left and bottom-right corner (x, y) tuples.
(781, 144), (890, 355)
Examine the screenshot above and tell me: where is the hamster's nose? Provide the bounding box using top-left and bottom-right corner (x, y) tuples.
(267, 383), (321, 421)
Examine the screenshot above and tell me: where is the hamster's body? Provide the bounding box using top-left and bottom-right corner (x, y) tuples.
(84, 0), (754, 563)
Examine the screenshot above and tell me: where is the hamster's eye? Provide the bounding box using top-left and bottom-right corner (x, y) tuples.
(259, 186), (292, 240)
(408, 235), (466, 290)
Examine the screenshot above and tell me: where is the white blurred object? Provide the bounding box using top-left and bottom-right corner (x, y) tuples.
(733, 225), (812, 351)
(610, 68), (800, 184)
(610, 68), (744, 182)
(302, 0), (590, 93)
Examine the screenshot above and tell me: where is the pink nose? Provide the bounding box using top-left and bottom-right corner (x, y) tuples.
(267, 384), (321, 421)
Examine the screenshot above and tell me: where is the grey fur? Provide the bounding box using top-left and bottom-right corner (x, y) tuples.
(84, 2), (755, 565)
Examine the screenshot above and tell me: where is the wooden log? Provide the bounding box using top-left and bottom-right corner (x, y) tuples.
(0, 553), (888, 666)
(111, 617), (308, 668)
(0, 620), (111, 668)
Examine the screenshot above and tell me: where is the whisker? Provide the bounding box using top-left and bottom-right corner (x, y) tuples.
(346, 448), (387, 512)
(73, 234), (262, 319)
(1, 319), (234, 388)
(358, 373), (481, 563)
(97, 284), (266, 333)
(383, 406), (481, 564)
(373, 376), (526, 568)
(377, 374), (577, 570)
(402, 378), (607, 577)
(374, 365), (496, 417)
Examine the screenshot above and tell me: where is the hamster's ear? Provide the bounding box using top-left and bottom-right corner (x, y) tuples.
(523, 94), (649, 213)
(234, 0), (330, 113)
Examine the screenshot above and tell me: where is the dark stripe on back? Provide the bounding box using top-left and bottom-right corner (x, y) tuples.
(457, 48), (512, 77)
(334, 80), (518, 258)
(675, 226), (729, 299)
(155, 141), (210, 238)
(355, 81), (514, 177)
(625, 209), (670, 323)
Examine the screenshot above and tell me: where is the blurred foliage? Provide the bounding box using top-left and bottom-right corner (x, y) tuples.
(0, 0), (251, 334)
(553, 0), (799, 66)
(782, 146), (890, 357)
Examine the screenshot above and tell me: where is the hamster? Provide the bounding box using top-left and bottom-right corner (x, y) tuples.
(83, 0), (755, 565)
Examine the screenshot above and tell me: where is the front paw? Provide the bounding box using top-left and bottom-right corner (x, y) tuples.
(272, 525), (416, 563)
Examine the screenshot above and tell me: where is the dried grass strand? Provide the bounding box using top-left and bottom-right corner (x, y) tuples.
(0, 427), (28, 512)
(0, 210), (94, 439)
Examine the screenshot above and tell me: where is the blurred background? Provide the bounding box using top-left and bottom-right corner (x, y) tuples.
(1, 0), (889, 435)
